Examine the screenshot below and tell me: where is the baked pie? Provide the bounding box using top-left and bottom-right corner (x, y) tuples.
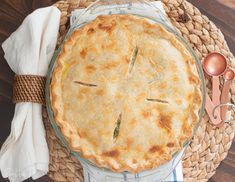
(51, 14), (202, 172)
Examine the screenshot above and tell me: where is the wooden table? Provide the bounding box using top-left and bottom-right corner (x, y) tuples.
(0, 0), (234, 181)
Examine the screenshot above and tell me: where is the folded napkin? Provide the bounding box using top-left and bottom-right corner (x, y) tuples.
(0, 7), (61, 182)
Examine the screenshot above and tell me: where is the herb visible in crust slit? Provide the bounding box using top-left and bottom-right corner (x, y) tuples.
(113, 113), (122, 141)
(146, 98), (169, 104)
(74, 81), (97, 87)
(128, 46), (139, 74)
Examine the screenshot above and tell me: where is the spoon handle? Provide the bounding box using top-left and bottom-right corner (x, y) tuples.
(212, 76), (221, 114)
(220, 80), (232, 121)
(205, 93), (221, 125)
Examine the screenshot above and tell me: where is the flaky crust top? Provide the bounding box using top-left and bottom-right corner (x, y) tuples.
(51, 14), (202, 173)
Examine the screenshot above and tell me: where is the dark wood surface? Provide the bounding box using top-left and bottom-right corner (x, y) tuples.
(0, 0), (234, 181)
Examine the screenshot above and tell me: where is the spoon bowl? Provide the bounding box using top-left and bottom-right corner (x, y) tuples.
(203, 52), (227, 76)
(223, 69), (235, 81)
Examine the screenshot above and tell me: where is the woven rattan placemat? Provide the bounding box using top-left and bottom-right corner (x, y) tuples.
(43, 0), (235, 181)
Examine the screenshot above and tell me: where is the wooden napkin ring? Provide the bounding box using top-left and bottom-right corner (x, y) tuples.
(12, 75), (46, 105)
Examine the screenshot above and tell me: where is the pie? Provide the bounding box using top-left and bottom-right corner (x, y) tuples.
(51, 14), (202, 173)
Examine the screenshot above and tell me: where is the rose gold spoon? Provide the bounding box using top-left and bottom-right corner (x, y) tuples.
(220, 68), (235, 121)
(203, 52), (227, 125)
(203, 53), (227, 107)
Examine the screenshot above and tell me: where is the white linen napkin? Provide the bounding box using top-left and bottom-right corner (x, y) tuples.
(0, 6), (61, 182)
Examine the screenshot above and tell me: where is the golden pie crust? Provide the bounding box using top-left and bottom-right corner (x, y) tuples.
(51, 14), (202, 173)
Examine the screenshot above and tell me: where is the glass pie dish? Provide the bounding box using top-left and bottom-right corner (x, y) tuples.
(46, 0), (206, 181)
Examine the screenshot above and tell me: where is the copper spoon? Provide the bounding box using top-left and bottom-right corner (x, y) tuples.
(220, 69), (235, 121)
(203, 52), (227, 125)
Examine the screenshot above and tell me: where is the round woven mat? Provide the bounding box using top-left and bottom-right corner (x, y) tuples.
(43, 0), (235, 181)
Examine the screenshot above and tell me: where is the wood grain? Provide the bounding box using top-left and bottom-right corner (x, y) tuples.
(217, 0), (235, 9)
(0, 0), (234, 182)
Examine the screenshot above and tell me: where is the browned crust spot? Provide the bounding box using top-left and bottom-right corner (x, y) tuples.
(182, 123), (191, 136)
(141, 110), (151, 119)
(158, 113), (173, 134)
(159, 82), (167, 89)
(96, 89), (105, 96)
(176, 99), (182, 105)
(136, 92), (146, 102)
(132, 159), (137, 164)
(187, 93), (194, 101)
(77, 87), (90, 99)
(98, 21), (116, 33)
(103, 150), (120, 157)
(77, 128), (84, 137)
(126, 138), (134, 146)
(149, 145), (164, 155)
(80, 48), (87, 59)
(130, 118), (137, 126)
(87, 28), (95, 34)
(179, 136), (188, 147)
(167, 142), (175, 148)
(102, 61), (119, 70)
(194, 88), (202, 105)
(124, 56), (130, 63)
(172, 75), (179, 82)
(189, 75), (200, 84)
(86, 65), (97, 73)
(169, 62), (178, 72)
